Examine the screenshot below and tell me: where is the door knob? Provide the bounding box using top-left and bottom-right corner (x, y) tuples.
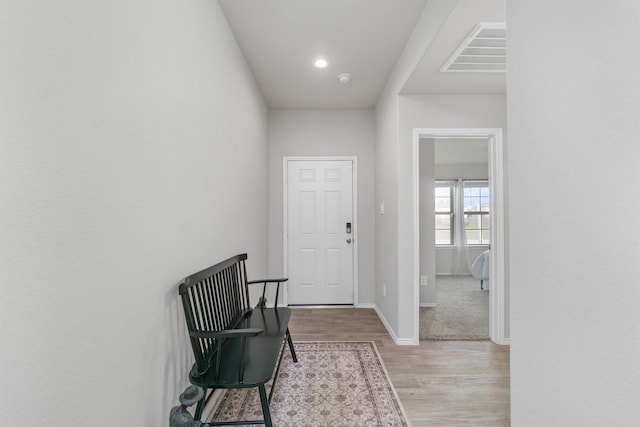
(346, 238), (352, 244)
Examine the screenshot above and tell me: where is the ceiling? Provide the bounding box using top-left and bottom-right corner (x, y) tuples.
(433, 138), (489, 165)
(402, 0), (506, 95)
(219, 0), (506, 109)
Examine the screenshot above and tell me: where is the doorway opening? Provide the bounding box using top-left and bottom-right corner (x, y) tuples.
(422, 138), (491, 340)
(413, 128), (507, 345)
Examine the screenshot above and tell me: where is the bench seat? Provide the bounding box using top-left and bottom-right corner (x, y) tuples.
(189, 307), (292, 389)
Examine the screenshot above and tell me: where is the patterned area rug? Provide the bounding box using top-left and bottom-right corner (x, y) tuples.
(420, 275), (490, 340)
(209, 341), (408, 426)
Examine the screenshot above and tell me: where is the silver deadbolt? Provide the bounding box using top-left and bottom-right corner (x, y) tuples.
(346, 238), (352, 244)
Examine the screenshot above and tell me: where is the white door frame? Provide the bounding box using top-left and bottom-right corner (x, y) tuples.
(413, 128), (508, 345)
(283, 156), (359, 306)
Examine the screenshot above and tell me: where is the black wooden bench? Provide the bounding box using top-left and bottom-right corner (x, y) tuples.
(178, 253), (297, 426)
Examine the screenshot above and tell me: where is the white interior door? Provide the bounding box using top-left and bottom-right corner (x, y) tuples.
(287, 160), (354, 305)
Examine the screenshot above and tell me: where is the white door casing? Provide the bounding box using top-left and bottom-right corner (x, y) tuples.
(284, 158), (356, 305)
(413, 128), (507, 346)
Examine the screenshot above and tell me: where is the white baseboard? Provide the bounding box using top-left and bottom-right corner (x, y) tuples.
(394, 337), (417, 345)
(373, 305), (417, 345)
(355, 302), (375, 309)
(200, 389), (224, 422)
(498, 337), (510, 346)
(287, 303), (376, 309)
(288, 305), (353, 309)
(419, 303), (437, 307)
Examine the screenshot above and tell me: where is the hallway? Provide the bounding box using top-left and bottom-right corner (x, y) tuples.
(289, 308), (510, 426)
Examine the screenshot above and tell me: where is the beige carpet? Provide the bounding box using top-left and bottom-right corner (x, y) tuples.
(420, 275), (489, 340)
(210, 341), (408, 426)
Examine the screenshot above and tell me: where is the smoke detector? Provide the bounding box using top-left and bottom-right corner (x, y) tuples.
(338, 73), (351, 84)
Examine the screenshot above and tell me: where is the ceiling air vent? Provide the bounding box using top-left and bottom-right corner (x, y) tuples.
(441, 22), (506, 73)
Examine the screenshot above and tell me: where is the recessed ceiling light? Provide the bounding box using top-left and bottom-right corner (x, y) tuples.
(313, 58), (328, 69)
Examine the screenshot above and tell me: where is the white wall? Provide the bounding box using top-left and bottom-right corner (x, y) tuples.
(397, 94), (507, 339)
(436, 245), (488, 276)
(419, 139), (436, 305)
(507, 1), (640, 425)
(374, 0), (457, 341)
(0, 1), (268, 425)
(375, 93), (401, 329)
(267, 109), (376, 304)
(434, 162), (489, 276)
(435, 163), (489, 181)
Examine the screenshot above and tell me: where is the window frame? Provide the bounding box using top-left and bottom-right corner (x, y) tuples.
(434, 179), (456, 246)
(462, 179), (490, 246)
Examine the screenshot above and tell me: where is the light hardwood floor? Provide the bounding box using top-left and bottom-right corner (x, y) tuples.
(288, 307), (510, 426)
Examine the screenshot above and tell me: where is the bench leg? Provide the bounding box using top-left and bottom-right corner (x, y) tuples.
(286, 328), (297, 363)
(193, 388), (206, 421)
(258, 385), (272, 427)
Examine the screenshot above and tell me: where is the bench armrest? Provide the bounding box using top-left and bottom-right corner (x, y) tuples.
(247, 278), (288, 285)
(189, 328), (263, 339)
(191, 327), (264, 383)
(248, 278), (288, 308)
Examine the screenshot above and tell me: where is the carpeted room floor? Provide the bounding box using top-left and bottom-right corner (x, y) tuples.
(420, 275), (489, 340)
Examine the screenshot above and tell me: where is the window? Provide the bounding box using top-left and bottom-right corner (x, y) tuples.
(435, 180), (455, 245)
(463, 180), (490, 245)
(434, 179), (490, 246)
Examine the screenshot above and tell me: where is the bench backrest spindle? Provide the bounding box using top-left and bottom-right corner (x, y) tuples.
(179, 254), (252, 376)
